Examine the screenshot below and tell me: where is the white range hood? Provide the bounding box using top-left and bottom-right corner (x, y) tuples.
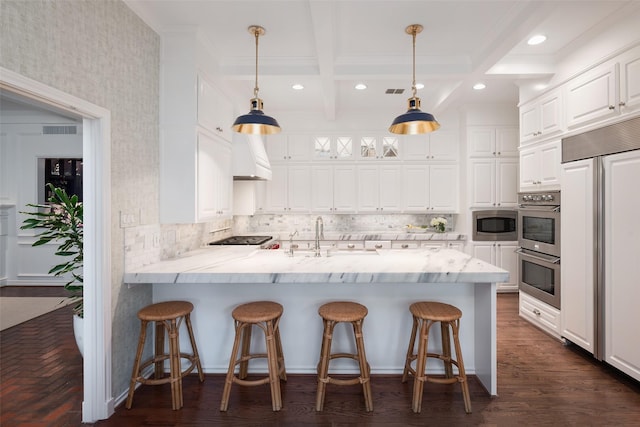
(232, 134), (272, 180)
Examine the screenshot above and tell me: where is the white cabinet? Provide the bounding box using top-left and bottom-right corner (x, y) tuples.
(197, 131), (232, 219)
(311, 164), (357, 213)
(566, 63), (618, 128)
(357, 164), (402, 212)
(468, 158), (518, 208)
(358, 135), (400, 160)
(520, 90), (563, 144)
(312, 135), (355, 161)
(603, 150), (640, 381)
(519, 139), (561, 191)
(472, 242), (519, 292)
(403, 130), (459, 161)
(264, 164), (311, 212)
(561, 158), (595, 354)
(519, 291), (561, 339)
(619, 45), (640, 115)
(404, 164), (459, 212)
(468, 126), (519, 158)
(265, 134), (311, 162)
(197, 75), (234, 141)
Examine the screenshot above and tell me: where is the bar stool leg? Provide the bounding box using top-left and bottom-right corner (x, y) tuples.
(166, 319), (183, 410)
(315, 319), (334, 411)
(220, 321), (245, 412)
(274, 323), (287, 381)
(239, 323), (252, 380)
(184, 313), (204, 382)
(412, 318), (432, 413)
(126, 319), (148, 409)
(353, 319), (373, 412)
(402, 316), (419, 383)
(441, 322), (454, 379)
(154, 322), (165, 379)
(265, 320), (282, 411)
(451, 319), (472, 413)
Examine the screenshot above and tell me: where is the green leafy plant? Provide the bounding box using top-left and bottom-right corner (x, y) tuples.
(20, 183), (83, 317)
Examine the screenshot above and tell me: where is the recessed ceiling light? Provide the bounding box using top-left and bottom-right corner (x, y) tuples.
(527, 34), (547, 46)
(292, 84), (304, 90)
(473, 83), (486, 90)
(354, 83), (367, 90)
(415, 83), (424, 90)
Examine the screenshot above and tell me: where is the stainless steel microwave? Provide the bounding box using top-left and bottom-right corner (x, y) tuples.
(472, 210), (518, 241)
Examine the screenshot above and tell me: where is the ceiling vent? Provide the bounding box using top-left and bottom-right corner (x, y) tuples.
(43, 125), (77, 135)
(385, 89), (405, 94)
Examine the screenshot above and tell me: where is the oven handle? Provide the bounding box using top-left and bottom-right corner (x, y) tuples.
(518, 204), (560, 212)
(516, 248), (561, 264)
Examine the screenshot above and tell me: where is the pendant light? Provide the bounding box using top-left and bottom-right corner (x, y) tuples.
(389, 24), (440, 134)
(232, 25), (281, 135)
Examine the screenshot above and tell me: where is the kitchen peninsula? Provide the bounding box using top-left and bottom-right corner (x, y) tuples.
(124, 245), (508, 395)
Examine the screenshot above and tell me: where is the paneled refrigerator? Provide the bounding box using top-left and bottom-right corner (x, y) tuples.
(561, 116), (640, 381)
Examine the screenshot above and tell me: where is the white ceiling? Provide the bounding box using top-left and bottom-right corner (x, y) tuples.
(125, 0), (636, 122)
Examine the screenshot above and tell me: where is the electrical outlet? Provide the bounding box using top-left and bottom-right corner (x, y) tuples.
(119, 210), (139, 228)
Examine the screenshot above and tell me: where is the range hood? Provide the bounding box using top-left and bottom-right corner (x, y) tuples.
(232, 134), (272, 180)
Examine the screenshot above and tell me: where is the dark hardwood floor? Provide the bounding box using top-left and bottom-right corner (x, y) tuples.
(1, 289), (639, 426)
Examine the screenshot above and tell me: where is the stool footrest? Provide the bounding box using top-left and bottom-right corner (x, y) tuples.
(135, 353), (199, 386)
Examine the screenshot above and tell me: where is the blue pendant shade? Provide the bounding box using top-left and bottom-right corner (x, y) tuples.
(232, 98), (281, 135)
(389, 97), (440, 135)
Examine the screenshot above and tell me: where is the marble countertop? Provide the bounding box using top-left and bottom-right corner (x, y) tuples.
(271, 232), (466, 241)
(124, 246), (507, 285)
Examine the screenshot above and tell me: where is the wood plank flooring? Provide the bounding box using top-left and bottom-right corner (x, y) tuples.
(1, 289), (639, 426)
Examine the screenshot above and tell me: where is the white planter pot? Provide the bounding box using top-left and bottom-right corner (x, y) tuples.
(73, 314), (84, 357)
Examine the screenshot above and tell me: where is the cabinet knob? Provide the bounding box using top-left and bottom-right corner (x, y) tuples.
(608, 105), (615, 110)
(402, 244), (409, 249)
(216, 127), (223, 132)
(497, 152), (501, 155)
(375, 244), (383, 249)
(533, 308), (541, 316)
(492, 151), (496, 155)
(619, 101), (626, 107)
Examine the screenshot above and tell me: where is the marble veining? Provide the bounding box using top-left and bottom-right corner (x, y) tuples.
(124, 246), (507, 285)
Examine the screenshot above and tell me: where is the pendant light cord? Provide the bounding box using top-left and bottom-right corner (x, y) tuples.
(411, 28), (417, 98)
(254, 29), (260, 98)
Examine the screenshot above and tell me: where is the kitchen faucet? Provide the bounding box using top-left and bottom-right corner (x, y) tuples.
(314, 216), (324, 257)
(288, 229), (298, 257)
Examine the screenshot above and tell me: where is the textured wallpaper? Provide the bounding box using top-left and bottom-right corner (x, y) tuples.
(1, 0), (160, 403)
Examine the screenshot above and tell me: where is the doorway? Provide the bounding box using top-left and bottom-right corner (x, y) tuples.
(1, 67), (112, 422)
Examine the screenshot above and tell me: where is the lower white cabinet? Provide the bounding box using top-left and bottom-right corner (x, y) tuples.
(519, 291), (561, 339)
(471, 242), (518, 292)
(519, 139), (561, 191)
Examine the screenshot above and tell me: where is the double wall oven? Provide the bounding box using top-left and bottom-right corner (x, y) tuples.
(517, 191), (561, 309)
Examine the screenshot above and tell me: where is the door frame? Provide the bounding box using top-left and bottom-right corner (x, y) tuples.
(1, 67), (113, 422)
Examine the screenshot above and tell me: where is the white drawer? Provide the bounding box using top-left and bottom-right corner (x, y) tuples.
(392, 241), (420, 249)
(364, 240), (391, 250)
(336, 241), (364, 250)
(519, 291), (561, 339)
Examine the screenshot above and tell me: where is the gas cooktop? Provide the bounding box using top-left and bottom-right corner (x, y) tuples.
(209, 235), (273, 246)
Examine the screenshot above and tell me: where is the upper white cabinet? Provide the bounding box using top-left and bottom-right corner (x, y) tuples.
(468, 158), (518, 208)
(265, 134), (311, 162)
(264, 164), (311, 213)
(357, 164), (402, 212)
(159, 32), (234, 223)
(566, 45), (640, 128)
(197, 75), (234, 141)
(403, 131), (459, 161)
(519, 139), (561, 191)
(403, 164), (459, 212)
(358, 135), (400, 160)
(311, 164), (357, 213)
(468, 126), (519, 158)
(520, 89), (563, 144)
(468, 126), (519, 208)
(312, 136), (356, 161)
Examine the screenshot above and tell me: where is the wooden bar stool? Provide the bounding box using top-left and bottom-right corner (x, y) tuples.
(402, 301), (471, 414)
(126, 300), (204, 410)
(220, 301), (287, 412)
(316, 301), (373, 412)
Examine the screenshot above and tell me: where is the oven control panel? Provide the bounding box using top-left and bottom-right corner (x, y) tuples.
(518, 191), (560, 206)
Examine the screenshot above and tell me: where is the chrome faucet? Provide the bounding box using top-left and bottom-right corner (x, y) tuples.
(288, 229), (298, 257)
(314, 216), (324, 257)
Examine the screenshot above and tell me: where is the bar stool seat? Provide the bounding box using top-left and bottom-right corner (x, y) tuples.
(220, 301), (287, 412)
(316, 301), (373, 412)
(126, 300), (204, 410)
(402, 301), (471, 414)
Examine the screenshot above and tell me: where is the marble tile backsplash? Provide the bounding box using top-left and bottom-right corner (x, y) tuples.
(234, 214), (457, 235)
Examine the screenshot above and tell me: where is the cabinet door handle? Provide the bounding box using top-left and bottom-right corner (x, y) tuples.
(401, 244), (409, 249)
(347, 243), (355, 249)
(619, 101), (626, 107)
(375, 244), (383, 249)
(608, 105), (615, 110)
(533, 308), (541, 316)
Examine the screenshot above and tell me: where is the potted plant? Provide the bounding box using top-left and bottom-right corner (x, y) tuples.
(20, 183), (84, 354)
